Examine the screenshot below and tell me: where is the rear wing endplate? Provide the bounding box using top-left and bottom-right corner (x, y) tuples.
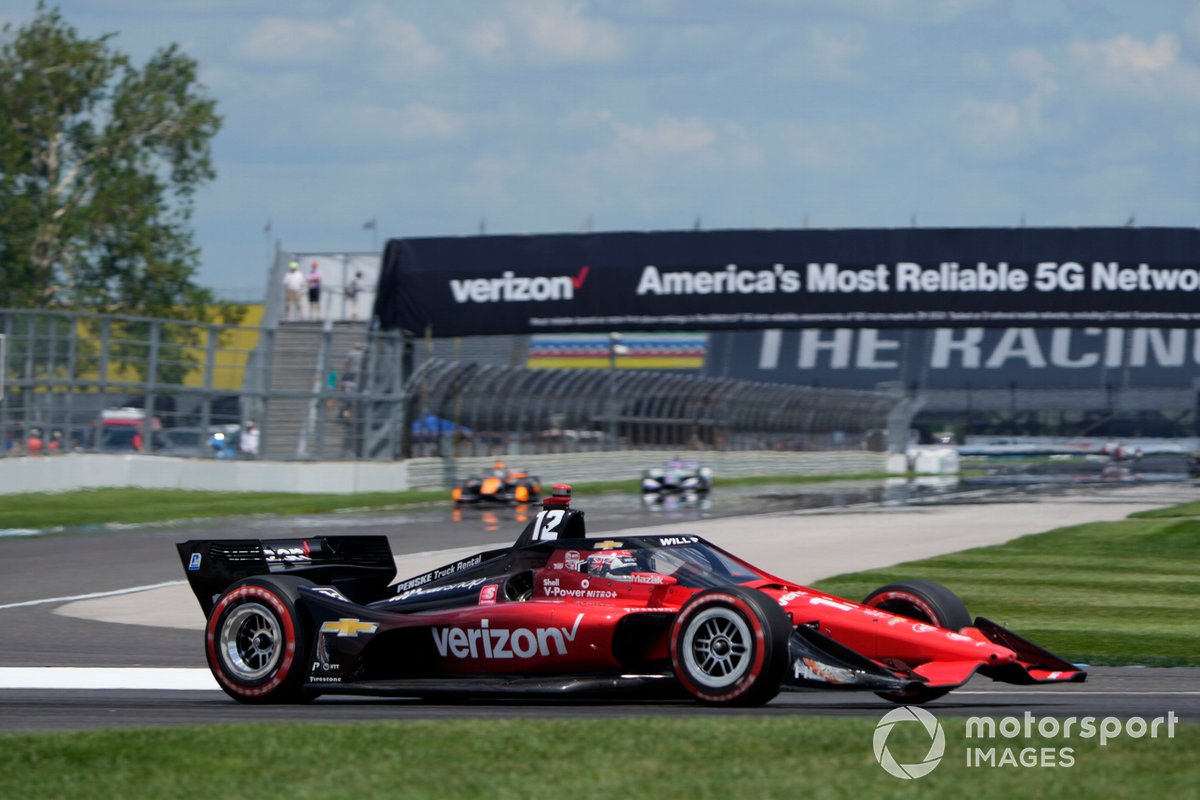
(177, 536), (396, 616)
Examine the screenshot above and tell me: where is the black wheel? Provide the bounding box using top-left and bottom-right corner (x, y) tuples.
(862, 579), (972, 705)
(205, 576), (314, 704)
(669, 586), (793, 707)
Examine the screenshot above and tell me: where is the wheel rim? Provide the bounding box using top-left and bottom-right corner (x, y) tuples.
(682, 607), (753, 689)
(220, 602), (283, 681)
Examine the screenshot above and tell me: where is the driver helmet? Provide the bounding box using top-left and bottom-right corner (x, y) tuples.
(584, 549), (639, 579)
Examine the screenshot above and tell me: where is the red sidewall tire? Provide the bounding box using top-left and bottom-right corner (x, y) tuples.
(669, 587), (791, 707)
(205, 579), (309, 704)
(862, 580), (971, 705)
(861, 580), (972, 632)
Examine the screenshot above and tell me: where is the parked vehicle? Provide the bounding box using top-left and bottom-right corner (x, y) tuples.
(92, 407), (165, 452)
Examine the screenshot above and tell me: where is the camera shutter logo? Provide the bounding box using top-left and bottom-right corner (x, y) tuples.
(873, 705), (946, 779)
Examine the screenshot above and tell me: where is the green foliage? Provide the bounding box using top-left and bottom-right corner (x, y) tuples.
(0, 3), (227, 327)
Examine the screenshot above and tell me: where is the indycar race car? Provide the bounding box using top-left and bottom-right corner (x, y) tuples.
(641, 459), (712, 495)
(452, 462), (541, 504)
(179, 486), (1085, 706)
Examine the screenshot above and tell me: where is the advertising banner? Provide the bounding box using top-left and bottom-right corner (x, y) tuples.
(705, 327), (1200, 390)
(374, 227), (1200, 336)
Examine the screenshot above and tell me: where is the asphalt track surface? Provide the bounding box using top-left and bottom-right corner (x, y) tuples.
(1, 480), (1198, 732)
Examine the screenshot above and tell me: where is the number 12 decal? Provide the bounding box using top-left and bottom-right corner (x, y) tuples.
(531, 510), (566, 541)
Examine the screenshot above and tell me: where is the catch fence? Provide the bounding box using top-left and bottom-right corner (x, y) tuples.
(0, 308), (907, 461)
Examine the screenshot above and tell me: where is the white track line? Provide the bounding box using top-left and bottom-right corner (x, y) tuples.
(955, 690), (1200, 695)
(0, 580), (185, 610)
(0, 667), (218, 690)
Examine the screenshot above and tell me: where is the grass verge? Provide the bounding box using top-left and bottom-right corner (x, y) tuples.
(0, 473), (892, 532)
(813, 515), (1200, 667)
(0, 717), (1193, 800)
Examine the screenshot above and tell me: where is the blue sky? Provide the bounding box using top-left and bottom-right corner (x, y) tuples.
(5, 1), (1200, 298)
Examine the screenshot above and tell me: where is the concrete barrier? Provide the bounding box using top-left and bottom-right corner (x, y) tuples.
(0, 450), (886, 495)
(0, 453), (409, 496)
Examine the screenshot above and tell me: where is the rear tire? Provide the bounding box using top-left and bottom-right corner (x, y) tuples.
(863, 579), (971, 705)
(669, 586), (792, 707)
(206, 576), (314, 704)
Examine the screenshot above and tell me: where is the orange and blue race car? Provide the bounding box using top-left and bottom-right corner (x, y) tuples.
(179, 485), (1085, 707)
(451, 462), (542, 504)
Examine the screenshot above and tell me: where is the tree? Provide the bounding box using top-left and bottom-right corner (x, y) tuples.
(0, 3), (230, 322)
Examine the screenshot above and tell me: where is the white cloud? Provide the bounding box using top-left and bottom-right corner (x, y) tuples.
(953, 98), (1023, 154)
(463, 19), (508, 59)
(808, 28), (864, 79)
(950, 45), (1062, 158)
(395, 102), (463, 139)
(232, 16), (352, 63)
(1077, 33), (1178, 73)
(1069, 33), (1200, 100)
(346, 102), (464, 141)
(363, 4), (444, 74)
(610, 116), (716, 155)
(778, 122), (876, 169)
(468, 0), (621, 63)
(536, 112), (724, 214)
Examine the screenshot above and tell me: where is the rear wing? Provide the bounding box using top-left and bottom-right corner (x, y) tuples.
(177, 536), (397, 616)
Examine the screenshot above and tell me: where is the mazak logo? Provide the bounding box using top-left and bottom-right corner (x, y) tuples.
(873, 706), (946, 780)
(262, 543), (312, 563)
(450, 266), (590, 304)
(432, 614), (584, 659)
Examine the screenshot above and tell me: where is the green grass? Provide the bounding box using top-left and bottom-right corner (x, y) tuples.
(813, 516), (1200, 667)
(0, 717), (1194, 800)
(1132, 500), (1200, 519)
(0, 473), (893, 531)
(0, 487), (447, 530)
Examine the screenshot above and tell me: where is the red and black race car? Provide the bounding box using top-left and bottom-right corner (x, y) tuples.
(178, 487), (1085, 706)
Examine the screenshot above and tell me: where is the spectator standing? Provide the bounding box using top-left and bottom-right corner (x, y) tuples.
(240, 421), (260, 458)
(307, 261), (323, 319)
(283, 260), (306, 320)
(344, 271), (364, 320)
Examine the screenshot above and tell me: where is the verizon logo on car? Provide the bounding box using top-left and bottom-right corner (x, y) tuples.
(449, 267), (590, 303)
(432, 614), (584, 659)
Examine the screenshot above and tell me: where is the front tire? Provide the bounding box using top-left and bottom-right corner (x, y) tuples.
(206, 576), (313, 704)
(863, 579), (971, 704)
(861, 579), (971, 631)
(669, 586), (792, 707)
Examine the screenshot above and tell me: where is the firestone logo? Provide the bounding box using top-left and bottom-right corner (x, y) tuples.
(873, 706), (946, 780)
(450, 266), (590, 303)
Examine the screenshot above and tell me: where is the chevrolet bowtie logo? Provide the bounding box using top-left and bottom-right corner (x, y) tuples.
(593, 540), (623, 550)
(321, 618), (379, 638)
